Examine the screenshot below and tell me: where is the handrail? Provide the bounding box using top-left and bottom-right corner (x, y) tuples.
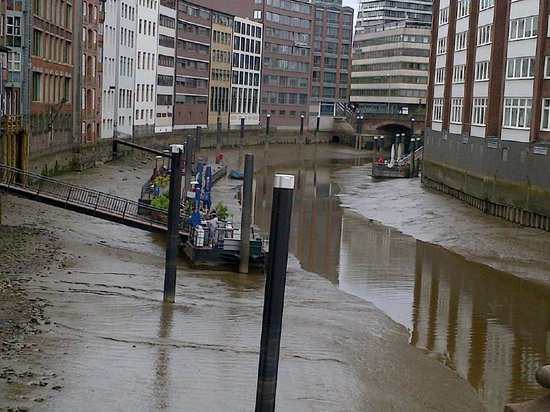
(0, 164), (188, 233)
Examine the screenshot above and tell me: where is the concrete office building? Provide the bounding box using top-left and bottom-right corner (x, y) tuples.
(174, 0), (212, 130)
(102, 0), (138, 138)
(351, 21), (431, 115)
(134, 0), (159, 137)
(155, 0), (176, 133)
(230, 17), (263, 127)
(311, 3), (353, 123)
(356, 0), (432, 34)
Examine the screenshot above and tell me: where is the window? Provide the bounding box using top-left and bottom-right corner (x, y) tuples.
(480, 0), (494, 11)
(455, 31), (468, 51)
(435, 67), (445, 84)
(545, 56), (550, 78)
(451, 98), (463, 123)
(7, 51), (21, 72)
(439, 7), (449, 25)
(472, 98), (488, 126)
(541, 98), (550, 130)
(437, 37), (447, 55)
(457, 0), (470, 19)
(433, 98), (443, 121)
(509, 16), (538, 40)
(477, 24), (492, 46)
(32, 72), (42, 102)
(254, 10), (262, 19)
(503, 98), (532, 128)
(507, 57), (535, 79)
(453, 65), (466, 83)
(475, 61), (490, 81)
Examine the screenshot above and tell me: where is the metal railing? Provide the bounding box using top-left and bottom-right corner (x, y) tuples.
(0, 164), (184, 232)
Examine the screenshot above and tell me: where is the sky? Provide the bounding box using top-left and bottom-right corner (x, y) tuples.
(343, 0), (358, 10)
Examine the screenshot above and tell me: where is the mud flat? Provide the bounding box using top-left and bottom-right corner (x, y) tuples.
(0, 149), (485, 411)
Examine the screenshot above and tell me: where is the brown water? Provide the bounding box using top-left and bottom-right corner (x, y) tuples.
(1, 150), (486, 412)
(252, 149), (550, 411)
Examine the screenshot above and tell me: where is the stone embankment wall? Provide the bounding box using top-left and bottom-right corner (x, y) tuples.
(423, 129), (550, 231)
(28, 128), (337, 176)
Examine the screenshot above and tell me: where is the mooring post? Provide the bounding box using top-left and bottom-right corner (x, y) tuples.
(195, 126), (201, 153)
(240, 117), (245, 148)
(184, 135), (193, 201)
(163, 144), (184, 303)
(239, 154), (254, 274)
(373, 136), (379, 165)
(216, 117), (222, 153)
(409, 137), (416, 177)
(255, 174), (295, 412)
(112, 137), (118, 159)
(315, 115), (320, 139)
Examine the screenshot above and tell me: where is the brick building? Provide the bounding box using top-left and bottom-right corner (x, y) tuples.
(80, 0), (104, 143)
(29, 0), (76, 154)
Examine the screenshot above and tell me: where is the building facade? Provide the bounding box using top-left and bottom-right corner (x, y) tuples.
(5, 0), (23, 118)
(356, 0), (432, 34)
(311, 3), (353, 120)
(423, 0), (550, 228)
(260, 0), (314, 127)
(231, 16), (263, 127)
(426, 0), (550, 143)
(351, 21), (431, 115)
(208, 12), (233, 128)
(81, 0), (104, 144)
(174, 1), (211, 130)
(155, 0), (176, 133)
(29, 0), (76, 153)
(134, 0), (159, 137)
(101, 0), (137, 139)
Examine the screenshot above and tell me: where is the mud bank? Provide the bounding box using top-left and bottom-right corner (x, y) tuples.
(0, 147), (484, 411)
(335, 163), (550, 289)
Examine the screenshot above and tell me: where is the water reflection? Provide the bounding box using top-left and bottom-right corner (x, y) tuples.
(254, 156), (550, 410)
(153, 302), (174, 410)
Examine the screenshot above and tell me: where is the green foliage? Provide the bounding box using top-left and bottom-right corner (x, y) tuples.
(151, 191), (170, 212)
(215, 202), (229, 220)
(154, 175), (170, 190)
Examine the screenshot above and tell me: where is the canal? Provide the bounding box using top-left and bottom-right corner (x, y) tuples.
(251, 146), (550, 411)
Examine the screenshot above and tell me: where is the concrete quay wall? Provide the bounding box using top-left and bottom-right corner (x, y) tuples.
(423, 129), (550, 231)
(29, 128), (335, 176)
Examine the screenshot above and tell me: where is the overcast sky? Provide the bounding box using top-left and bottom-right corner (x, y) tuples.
(343, 0), (358, 10)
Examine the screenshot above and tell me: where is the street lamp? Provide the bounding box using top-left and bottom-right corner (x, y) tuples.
(300, 114), (304, 136)
(266, 113), (271, 136)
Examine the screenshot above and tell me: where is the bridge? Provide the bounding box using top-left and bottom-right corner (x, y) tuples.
(335, 103), (426, 136)
(0, 164), (189, 238)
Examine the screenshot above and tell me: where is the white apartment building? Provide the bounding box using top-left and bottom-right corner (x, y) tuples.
(155, 0), (176, 134)
(102, 0), (138, 138)
(230, 17), (262, 128)
(134, 0), (159, 137)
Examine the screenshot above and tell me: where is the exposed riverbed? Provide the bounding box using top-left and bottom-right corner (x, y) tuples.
(0, 143), (548, 411)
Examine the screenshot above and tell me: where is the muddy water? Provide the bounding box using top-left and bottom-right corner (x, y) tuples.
(1, 150), (486, 411)
(252, 148), (550, 411)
